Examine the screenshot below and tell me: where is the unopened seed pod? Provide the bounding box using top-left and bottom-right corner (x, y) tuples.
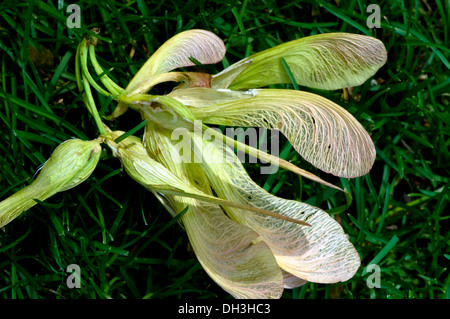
(107, 131), (183, 192)
(0, 139), (102, 228)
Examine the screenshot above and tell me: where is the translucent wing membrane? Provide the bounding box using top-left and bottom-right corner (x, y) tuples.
(187, 88), (375, 178)
(182, 200), (284, 299)
(282, 270), (308, 289)
(214, 33), (387, 91)
(194, 134), (361, 283)
(126, 29), (226, 95)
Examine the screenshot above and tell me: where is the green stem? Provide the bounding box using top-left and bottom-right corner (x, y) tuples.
(82, 76), (107, 136)
(76, 42), (95, 121)
(75, 42), (83, 93)
(88, 44), (124, 97)
(76, 41), (108, 136)
(79, 41), (111, 97)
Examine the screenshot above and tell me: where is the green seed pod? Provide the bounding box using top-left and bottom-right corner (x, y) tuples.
(0, 138), (102, 228)
(107, 131), (184, 193)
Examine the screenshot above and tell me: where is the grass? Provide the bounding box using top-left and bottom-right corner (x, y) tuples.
(0, 0), (449, 300)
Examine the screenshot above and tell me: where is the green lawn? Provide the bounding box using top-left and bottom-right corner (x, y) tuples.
(0, 0), (448, 299)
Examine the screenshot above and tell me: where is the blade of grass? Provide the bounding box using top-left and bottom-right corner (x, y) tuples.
(361, 235), (400, 275)
(114, 119), (148, 143)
